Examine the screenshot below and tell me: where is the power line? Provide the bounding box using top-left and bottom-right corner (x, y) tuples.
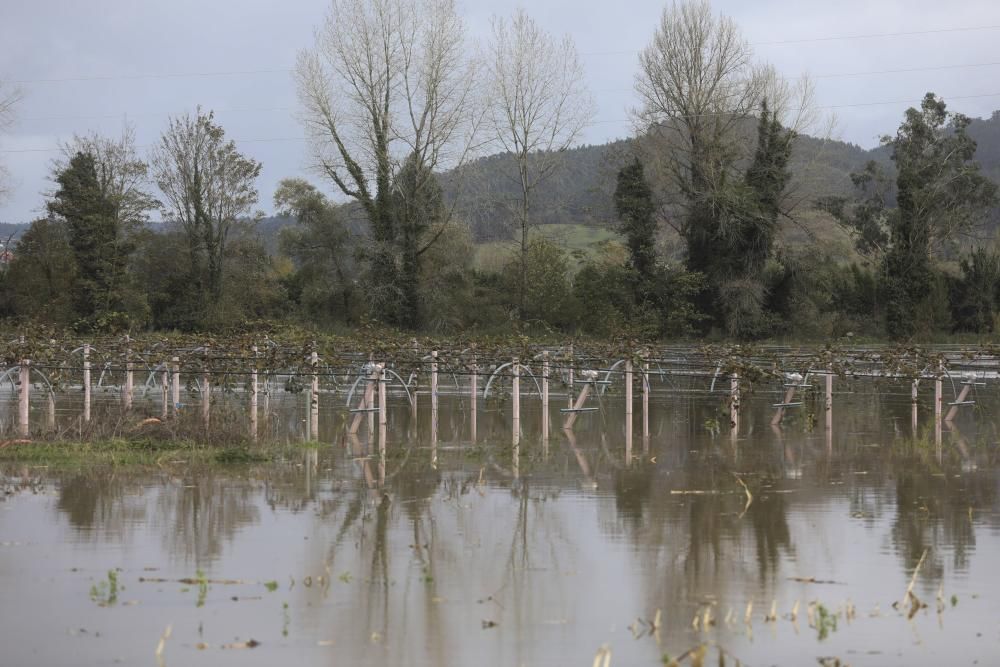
(580, 22), (1000, 56)
(814, 60), (1000, 80)
(590, 60), (1000, 94)
(20, 106), (294, 123)
(13, 59), (1000, 126)
(10, 68), (292, 85)
(755, 23), (1000, 46)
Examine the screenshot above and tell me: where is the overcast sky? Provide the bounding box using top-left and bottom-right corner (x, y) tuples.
(2, 0), (1000, 223)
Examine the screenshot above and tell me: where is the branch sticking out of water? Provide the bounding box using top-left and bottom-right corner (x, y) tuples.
(154, 624), (172, 667)
(734, 474), (753, 519)
(592, 644), (611, 667)
(894, 548), (929, 619)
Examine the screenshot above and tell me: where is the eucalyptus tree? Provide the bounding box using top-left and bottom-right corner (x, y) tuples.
(295, 0), (480, 327)
(152, 109), (262, 303)
(820, 94), (997, 338)
(484, 9), (595, 320)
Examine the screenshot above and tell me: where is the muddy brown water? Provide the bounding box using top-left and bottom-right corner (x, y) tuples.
(2, 381), (1000, 666)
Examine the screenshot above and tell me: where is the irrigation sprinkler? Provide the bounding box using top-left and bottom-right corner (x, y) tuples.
(772, 370), (812, 426)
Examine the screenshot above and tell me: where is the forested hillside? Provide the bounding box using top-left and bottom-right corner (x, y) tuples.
(11, 114), (988, 259)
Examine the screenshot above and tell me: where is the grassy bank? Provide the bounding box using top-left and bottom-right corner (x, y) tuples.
(0, 438), (316, 468)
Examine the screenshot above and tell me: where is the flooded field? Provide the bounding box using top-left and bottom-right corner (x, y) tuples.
(3, 382), (1000, 666)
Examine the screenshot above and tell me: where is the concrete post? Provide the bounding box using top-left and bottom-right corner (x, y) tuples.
(250, 346), (259, 441)
(825, 371), (833, 432)
(512, 357), (520, 446)
(378, 363), (387, 455)
(202, 349), (211, 430)
(83, 344), (91, 424)
(430, 351), (438, 448)
(730, 373), (740, 437)
(642, 361), (650, 441)
(541, 352), (550, 445)
(171, 356), (181, 417)
(18, 359), (29, 438)
(160, 365), (169, 420)
(310, 349), (319, 440)
(470, 356), (478, 442)
(567, 344), (574, 408)
(123, 335), (133, 412)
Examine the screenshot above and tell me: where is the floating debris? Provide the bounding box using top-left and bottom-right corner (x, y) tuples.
(789, 577), (843, 585)
(154, 624), (172, 665)
(765, 599), (778, 622)
(592, 644), (611, 667)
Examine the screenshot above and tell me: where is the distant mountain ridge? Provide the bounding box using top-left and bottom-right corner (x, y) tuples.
(9, 110), (1000, 256)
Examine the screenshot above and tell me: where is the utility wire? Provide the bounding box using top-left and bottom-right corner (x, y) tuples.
(10, 69), (292, 85)
(580, 23), (1000, 56)
(15, 59), (1000, 123)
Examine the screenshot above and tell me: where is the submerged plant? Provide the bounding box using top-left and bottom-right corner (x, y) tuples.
(196, 569), (208, 608)
(815, 603), (838, 640)
(89, 569), (119, 606)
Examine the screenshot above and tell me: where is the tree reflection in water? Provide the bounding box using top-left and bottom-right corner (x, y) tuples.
(8, 386), (1000, 666)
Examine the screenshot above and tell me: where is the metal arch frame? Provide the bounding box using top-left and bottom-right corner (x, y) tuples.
(482, 362), (542, 399)
(598, 359), (628, 396)
(0, 365), (57, 399)
(344, 365), (414, 409)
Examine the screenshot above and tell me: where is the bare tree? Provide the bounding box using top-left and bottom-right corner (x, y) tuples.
(0, 79), (22, 202)
(635, 1), (762, 213)
(635, 0), (831, 338)
(59, 125), (158, 235)
(151, 109), (262, 300)
(635, 1), (827, 226)
(47, 126), (158, 324)
(485, 9), (595, 320)
(295, 0), (480, 326)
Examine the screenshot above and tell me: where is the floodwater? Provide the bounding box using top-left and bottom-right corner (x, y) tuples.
(3, 378), (1000, 666)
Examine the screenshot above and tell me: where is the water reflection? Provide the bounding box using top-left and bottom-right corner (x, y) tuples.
(3, 388), (1000, 666)
(56, 471), (147, 538)
(154, 474), (261, 566)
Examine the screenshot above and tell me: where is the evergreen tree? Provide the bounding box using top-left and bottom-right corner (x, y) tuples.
(741, 101), (794, 276)
(687, 103), (795, 338)
(613, 158), (658, 291)
(821, 94), (997, 338)
(392, 153), (445, 329)
(884, 94), (996, 337)
(48, 153), (134, 327)
(275, 179), (356, 324)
